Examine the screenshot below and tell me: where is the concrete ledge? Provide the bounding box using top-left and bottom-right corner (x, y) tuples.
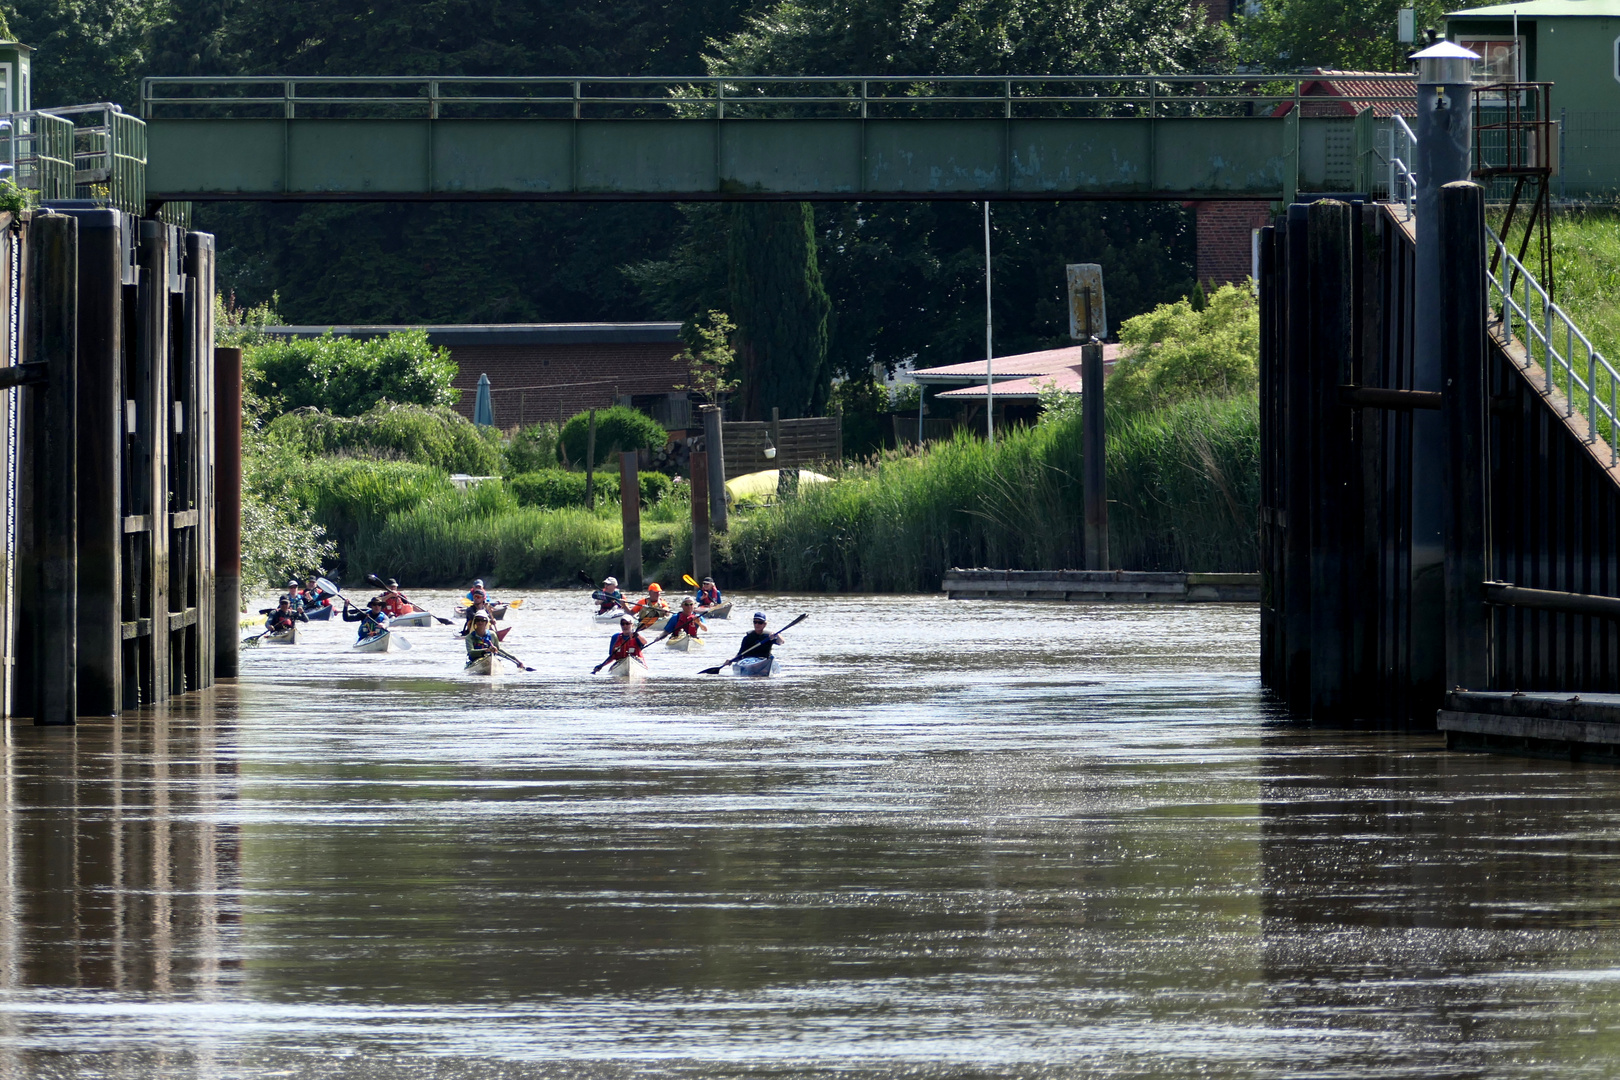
(1439, 691), (1620, 763)
(942, 568), (1260, 603)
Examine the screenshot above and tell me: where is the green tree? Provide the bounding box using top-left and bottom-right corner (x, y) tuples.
(558, 405), (669, 468)
(1107, 283), (1259, 416)
(246, 331), (459, 416)
(728, 202), (832, 419)
(1236, 0), (1448, 72)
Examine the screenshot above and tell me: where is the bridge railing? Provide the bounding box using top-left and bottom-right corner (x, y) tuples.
(38, 103), (148, 214)
(1488, 224), (1619, 462)
(140, 74), (1417, 122)
(0, 111), (76, 202)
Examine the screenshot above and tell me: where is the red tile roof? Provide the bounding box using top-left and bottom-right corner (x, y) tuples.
(1272, 70), (1417, 118)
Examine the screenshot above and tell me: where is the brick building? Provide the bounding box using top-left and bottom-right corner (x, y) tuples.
(1192, 70), (1417, 288)
(263, 322), (690, 429)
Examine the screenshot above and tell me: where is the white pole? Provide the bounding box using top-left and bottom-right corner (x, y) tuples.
(984, 200), (994, 445)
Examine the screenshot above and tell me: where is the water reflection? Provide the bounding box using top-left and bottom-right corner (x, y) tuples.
(0, 595), (1618, 1077)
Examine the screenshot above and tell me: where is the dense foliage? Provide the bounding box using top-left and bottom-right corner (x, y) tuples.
(247, 331), (460, 416)
(265, 403), (502, 474)
(728, 202), (831, 418)
(1235, 0), (1447, 73)
(558, 406), (670, 468)
(1106, 283), (1259, 416)
(503, 421), (564, 476)
(509, 469), (675, 509)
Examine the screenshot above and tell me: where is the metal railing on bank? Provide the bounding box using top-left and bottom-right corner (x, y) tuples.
(1488, 224), (1619, 461)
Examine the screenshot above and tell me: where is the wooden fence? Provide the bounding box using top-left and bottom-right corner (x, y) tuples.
(719, 416), (841, 481)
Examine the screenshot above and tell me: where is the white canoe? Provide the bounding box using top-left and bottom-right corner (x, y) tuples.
(389, 610), (435, 628)
(263, 625), (300, 645)
(733, 656), (779, 677)
(352, 630), (395, 653)
(464, 652), (506, 676)
(607, 657), (649, 682)
(665, 632), (705, 651)
(702, 602), (733, 620)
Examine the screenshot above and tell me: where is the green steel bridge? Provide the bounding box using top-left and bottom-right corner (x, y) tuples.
(122, 75), (1413, 206)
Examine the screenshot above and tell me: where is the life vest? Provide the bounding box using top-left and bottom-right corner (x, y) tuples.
(609, 632), (643, 660)
(266, 611), (294, 631)
(381, 593), (411, 617)
(466, 630), (498, 653)
(695, 587), (721, 606)
(594, 589), (624, 613)
(671, 611), (704, 637)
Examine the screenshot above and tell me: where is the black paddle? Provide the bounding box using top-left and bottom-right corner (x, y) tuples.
(366, 574), (454, 625)
(701, 613), (807, 674)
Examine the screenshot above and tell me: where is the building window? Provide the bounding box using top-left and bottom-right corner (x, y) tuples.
(1457, 36), (1524, 82)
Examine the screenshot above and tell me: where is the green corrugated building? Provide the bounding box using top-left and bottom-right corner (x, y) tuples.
(1447, 0), (1620, 194)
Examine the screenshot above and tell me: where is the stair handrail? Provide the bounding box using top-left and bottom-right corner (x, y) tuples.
(1487, 224), (1618, 463)
(1388, 114), (1418, 211)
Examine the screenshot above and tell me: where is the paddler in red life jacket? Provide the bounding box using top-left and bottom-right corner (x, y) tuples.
(260, 596), (308, 634)
(592, 576), (626, 615)
(649, 597), (706, 645)
(302, 575), (333, 609)
(374, 577), (412, 618)
(629, 582), (668, 629)
(592, 616), (647, 673)
(693, 576), (722, 609)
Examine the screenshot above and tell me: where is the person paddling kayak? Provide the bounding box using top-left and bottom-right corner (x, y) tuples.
(260, 596), (308, 634)
(693, 576), (722, 608)
(464, 611), (500, 660)
(592, 576), (628, 615)
(629, 583), (669, 629)
(302, 575), (334, 610)
(593, 616), (648, 673)
(649, 597), (706, 645)
(373, 577), (413, 618)
(459, 592), (501, 635)
(738, 611), (783, 658)
(283, 580), (306, 614)
(342, 595), (391, 642)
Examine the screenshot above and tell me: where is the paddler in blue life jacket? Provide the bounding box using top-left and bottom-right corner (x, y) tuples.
(260, 596), (307, 634)
(283, 579), (306, 613)
(693, 576), (722, 609)
(592, 616), (647, 673)
(342, 595), (390, 642)
(649, 597), (706, 645)
(464, 611), (500, 660)
(592, 575), (627, 615)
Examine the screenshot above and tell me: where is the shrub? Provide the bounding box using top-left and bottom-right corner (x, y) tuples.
(509, 468), (677, 510)
(246, 330), (459, 416)
(1107, 283), (1259, 416)
(504, 421), (562, 476)
(558, 405), (669, 468)
(265, 402), (501, 474)
(263, 457), (454, 561)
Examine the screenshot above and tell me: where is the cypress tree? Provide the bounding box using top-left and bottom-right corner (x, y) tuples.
(726, 202), (832, 419)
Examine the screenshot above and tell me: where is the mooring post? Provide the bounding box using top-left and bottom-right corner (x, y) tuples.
(1440, 180), (1490, 692)
(215, 346), (242, 679)
(1257, 224), (1278, 690)
(620, 451), (642, 589)
(690, 449), (712, 581)
(1307, 200), (1355, 721)
(67, 210), (122, 715)
(584, 407), (597, 509)
(1282, 203), (1314, 714)
(1081, 340), (1109, 570)
(700, 404), (728, 533)
(26, 213), (78, 725)
(1410, 40), (1477, 711)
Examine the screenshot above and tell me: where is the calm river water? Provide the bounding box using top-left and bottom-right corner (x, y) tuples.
(3, 592), (1620, 1078)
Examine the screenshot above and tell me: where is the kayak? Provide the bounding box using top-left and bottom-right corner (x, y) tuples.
(464, 652), (507, 676)
(389, 610), (435, 628)
(455, 602), (508, 620)
(733, 656), (779, 677)
(263, 624), (300, 645)
(593, 608), (630, 622)
(302, 604), (333, 621)
(352, 630), (396, 653)
(701, 602), (733, 620)
(666, 632), (705, 651)
(607, 656), (649, 682)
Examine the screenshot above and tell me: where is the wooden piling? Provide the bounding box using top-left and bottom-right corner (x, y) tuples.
(1282, 204), (1314, 713)
(690, 449), (712, 581)
(1307, 200), (1355, 721)
(21, 214), (79, 725)
(70, 210), (123, 715)
(620, 451), (642, 589)
(215, 345), (242, 679)
(700, 404), (728, 533)
(1081, 341), (1109, 570)
(584, 407), (597, 508)
(1440, 181), (1490, 692)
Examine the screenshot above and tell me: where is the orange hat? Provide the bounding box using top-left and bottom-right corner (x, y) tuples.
(648, 582), (662, 592)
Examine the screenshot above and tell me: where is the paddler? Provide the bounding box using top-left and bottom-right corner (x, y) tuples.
(629, 582), (669, 630)
(465, 578), (501, 605)
(302, 575), (334, 610)
(464, 611), (500, 660)
(374, 577), (412, 618)
(459, 592), (499, 636)
(649, 597), (706, 645)
(592, 575), (627, 615)
(693, 576), (723, 609)
(342, 595), (391, 642)
(259, 596), (308, 635)
(592, 615), (647, 673)
(283, 579), (306, 613)
(738, 611), (783, 660)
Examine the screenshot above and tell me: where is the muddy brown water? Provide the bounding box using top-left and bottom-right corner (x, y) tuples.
(2, 592), (1620, 1078)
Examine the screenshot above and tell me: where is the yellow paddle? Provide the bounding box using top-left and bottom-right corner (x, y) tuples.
(683, 574), (699, 588)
